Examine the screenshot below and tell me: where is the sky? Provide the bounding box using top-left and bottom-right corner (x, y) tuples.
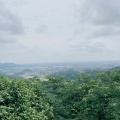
(0, 0), (120, 63)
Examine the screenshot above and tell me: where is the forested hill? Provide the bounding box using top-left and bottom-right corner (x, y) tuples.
(0, 63), (18, 69)
(50, 69), (79, 80)
(50, 68), (108, 80)
(112, 66), (120, 70)
(0, 69), (120, 119)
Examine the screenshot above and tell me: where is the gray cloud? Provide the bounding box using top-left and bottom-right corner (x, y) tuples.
(0, 1), (24, 45)
(0, 0), (120, 63)
(70, 41), (106, 53)
(0, 34), (16, 44)
(79, 0), (120, 25)
(92, 26), (120, 38)
(36, 24), (47, 33)
(0, 6), (24, 35)
(70, 0), (120, 40)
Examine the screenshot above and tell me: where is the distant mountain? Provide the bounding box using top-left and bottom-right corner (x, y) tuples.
(51, 69), (79, 80)
(0, 63), (18, 69)
(111, 66), (120, 70)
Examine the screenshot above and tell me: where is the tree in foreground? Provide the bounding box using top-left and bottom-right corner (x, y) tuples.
(0, 69), (120, 120)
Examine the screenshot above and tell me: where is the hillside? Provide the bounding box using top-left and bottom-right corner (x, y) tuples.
(0, 63), (18, 69)
(0, 69), (120, 119)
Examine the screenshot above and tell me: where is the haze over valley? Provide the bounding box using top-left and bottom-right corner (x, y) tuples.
(0, 61), (120, 79)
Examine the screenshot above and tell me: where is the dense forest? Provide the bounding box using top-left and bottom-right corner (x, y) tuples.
(0, 69), (120, 120)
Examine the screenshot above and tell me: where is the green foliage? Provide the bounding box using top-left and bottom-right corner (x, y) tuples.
(0, 69), (120, 119)
(50, 69), (79, 80)
(48, 70), (120, 120)
(0, 77), (54, 120)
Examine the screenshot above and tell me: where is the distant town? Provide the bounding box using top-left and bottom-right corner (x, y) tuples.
(0, 61), (120, 79)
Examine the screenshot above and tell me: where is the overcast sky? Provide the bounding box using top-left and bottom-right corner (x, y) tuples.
(0, 0), (120, 63)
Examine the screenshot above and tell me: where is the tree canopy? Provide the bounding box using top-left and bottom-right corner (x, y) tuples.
(0, 69), (120, 119)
